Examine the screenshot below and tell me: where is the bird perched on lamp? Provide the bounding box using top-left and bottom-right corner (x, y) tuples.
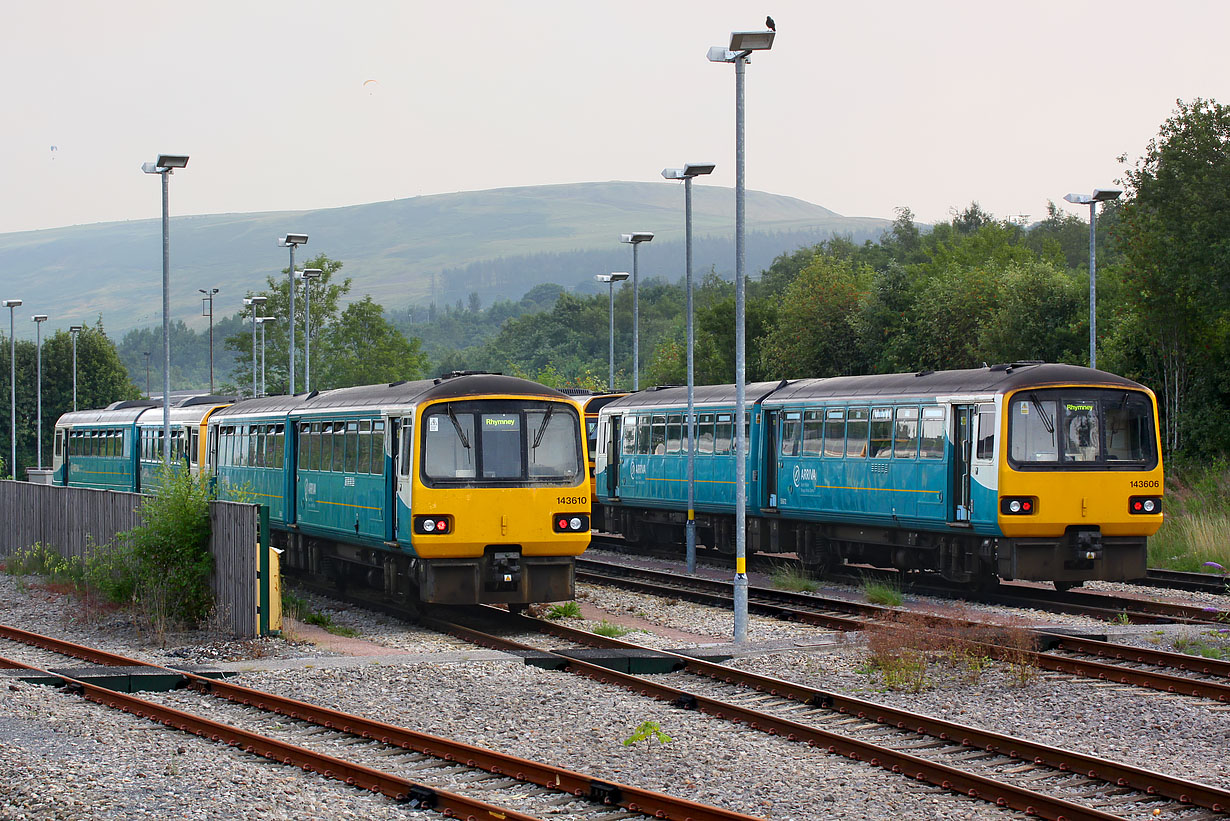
(765, 15), (775, 30)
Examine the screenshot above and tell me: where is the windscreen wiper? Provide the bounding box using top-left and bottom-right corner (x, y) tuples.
(532, 405), (555, 449)
(447, 405), (471, 449)
(1029, 393), (1055, 435)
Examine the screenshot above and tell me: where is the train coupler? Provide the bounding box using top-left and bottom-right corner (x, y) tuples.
(485, 549), (523, 592)
(1073, 529), (1103, 562)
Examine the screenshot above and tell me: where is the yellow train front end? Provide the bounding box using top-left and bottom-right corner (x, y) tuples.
(994, 383), (1163, 587)
(406, 391), (591, 606)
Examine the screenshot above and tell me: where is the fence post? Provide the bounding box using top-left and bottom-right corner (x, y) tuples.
(257, 504), (271, 637)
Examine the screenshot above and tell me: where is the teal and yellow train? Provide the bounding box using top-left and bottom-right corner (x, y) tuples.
(594, 363), (1164, 590)
(53, 373), (591, 608)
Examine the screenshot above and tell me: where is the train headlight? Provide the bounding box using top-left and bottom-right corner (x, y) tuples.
(1129, 496), (1162, 515)
(414, 515), (453, 534)
(553, 513), (590, 533)
(1000, 497), (1037, 515)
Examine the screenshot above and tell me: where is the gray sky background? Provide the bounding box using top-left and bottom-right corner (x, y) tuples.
(3, 1), (1226, 235)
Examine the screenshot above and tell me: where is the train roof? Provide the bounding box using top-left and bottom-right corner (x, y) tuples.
(598, 365), (1150, 414)
(212, 373), (571, 419)
(56, 405), (161, 427)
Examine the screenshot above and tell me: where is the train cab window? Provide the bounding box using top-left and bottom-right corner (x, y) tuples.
(666, 415), (682, 454)
(869, 408), (893, 458)
(714, 414), (733, 454)
(780, 412), (802, 457)
(802, 411), (823, 456)
(920, 407), (946, 459)
(1009, 397), (1058, 463)
(424, 410), (476, 479)
(697, 414), (715, 454)
(894, 408), (919, 458)
(526, 408), (580, 479)
(846, 408), (870, 458)
(1105, 396), (1152, 462)
(1008, 389), (1156, 468)
(54, 430), (63, 458)
(823, 409), (845, 457)
(190, 430), (199, 465)
(399, 422), (413, 476)
(975, 408), (995, 461)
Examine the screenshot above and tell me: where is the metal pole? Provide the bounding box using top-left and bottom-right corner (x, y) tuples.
(607, 280), (616, 391)
(304, 278), (312, 393)
(685, 175), (697, 575)
(1088, 202), (1097, 370)
(71, 331), (77, 411)
(161, 169), (172, 466)
(632, 242), (640, 391)
(207, 292), (215, 393)
(251, 310), (258, 398)
(35, 321), (42, 469)
(260, 321), (267, 396)
(144, 352), (150, 398)
(8, 308), (14, 478)
(733, 52), (749, 644)
(288, 245), (296, 395)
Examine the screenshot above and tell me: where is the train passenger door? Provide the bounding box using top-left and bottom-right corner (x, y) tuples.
(394, 416), (415, 543)
(606, 415), (622, 498)
(952, 405), (974, 523)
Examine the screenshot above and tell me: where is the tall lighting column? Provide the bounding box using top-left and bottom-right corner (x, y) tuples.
(3, 298), (21, 478)
(662, 162), (716, 574)
(594, 273), (630, 391)
(1063, 188), (1122, 370)
(199, 288), (218, 393)
(142, 153), (189, 466)
(709, 27), (774, 643)
(257, 317), (277, 396)
(69, 325), (83, 411)
(245, 296), (267, 398)
(277, 234), (308, 394)
(299, 268), (322, 392)
(32, 315), (47, 470)
(619, 232), (653, 390)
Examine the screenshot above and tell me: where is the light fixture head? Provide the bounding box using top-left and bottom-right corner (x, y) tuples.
(1, 299), (21, 308)
(684, 162), (716, 177)
(729, 30), (775, 51)
(245, 296), (267, 306)
(69, 325), (83, 333)
(1063, 193), (1092, 205)
(662, 168), (684, 180)
(596, 272), (631, 284)
(299, 267), (323, 280)
(32, 315), (48, 322)
(1092, 187), (1123, 202)
(707, 45), (735, 63)
(279, 233), (309, 247)
(157, 154), (189, 168)
(620, 231), (654, 244)
(199, 287), (219, 295)
(257, 316), (278, 323)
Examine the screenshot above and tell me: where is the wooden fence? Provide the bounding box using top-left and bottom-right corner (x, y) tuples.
(0, 481), (268, 637)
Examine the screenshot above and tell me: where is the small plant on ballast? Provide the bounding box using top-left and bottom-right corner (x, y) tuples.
(623, 720), (673, 753)
(546, 601), (582, 620)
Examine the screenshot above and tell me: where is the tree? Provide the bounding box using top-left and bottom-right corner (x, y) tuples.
(316, 297), (428, 388)
(1113, 98), (1230, 454)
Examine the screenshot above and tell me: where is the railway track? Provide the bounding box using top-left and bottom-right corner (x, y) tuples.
(424, 605), (1230, 821)
(577, 557), (1230, 704)
(0, 622), (763, 821)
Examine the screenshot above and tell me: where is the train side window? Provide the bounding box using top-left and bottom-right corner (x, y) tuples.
(975, 407), (995, 461)
(869, 407), (892, 458)
(269, 425), (283, 469)
(780, 412), (801, 457)
(373, 420), (385, 473)
(666, 414), (682, 454)
(357, 420), (372, 474)
(846, 407), (870, 458)
(309, 422), (323, 471)
(894, 407), (919, 459)
(715, 414), (733, 454)
(802, 411), (823, 456)
(697, 414), (715, 454)
(399, 421), (413, 476)
(920, 406), (946, 459)
(823, 409), (845, 457)
(635, 416), (651, 455)
(346, 421), (359, 473)
(650, 415), (667, 455)
(621, 415), (636, 454)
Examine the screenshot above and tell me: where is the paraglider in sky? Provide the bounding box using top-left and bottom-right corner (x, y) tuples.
(363, 79), (377, 95)
(50, 145), (57, 160)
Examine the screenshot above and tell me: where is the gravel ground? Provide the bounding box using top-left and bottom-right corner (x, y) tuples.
(2, 561), (1229, 821)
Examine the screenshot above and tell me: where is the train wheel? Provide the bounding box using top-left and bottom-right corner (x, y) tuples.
(1053, 580), (1084, 593)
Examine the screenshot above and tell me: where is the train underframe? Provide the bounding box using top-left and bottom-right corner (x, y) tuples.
(276, 528), (576, 611)
(606, 505), (1148, 589)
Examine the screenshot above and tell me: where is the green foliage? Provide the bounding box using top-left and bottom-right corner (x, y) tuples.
(861, 577), (904, 607)
(317, 296), (428, 388)
(770, 565), (818, 593)
(546, 601), (582, 620)
(592, 619), (632, 638)
(3, 542), (75, 578)
(1147, 461), (1230, 572)
(622, 720), (673, 751)
(1173, 631), (1230, 661)
(119, 465), (214, 629)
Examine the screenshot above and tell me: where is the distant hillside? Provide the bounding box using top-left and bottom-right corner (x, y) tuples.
(0, 182), (890, 334)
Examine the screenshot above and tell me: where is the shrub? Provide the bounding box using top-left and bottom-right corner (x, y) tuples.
(546, 600), (582, 620)
(861, 576), (904, 607)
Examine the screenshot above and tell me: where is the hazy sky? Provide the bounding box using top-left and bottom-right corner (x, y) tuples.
(3, 1), (1227, 235)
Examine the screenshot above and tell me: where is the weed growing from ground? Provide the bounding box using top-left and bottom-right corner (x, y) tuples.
(623, 720), (673, 752)
(860, 575), (904, 607)
(546, 601), (582, 620)
(771, 564), (818, 593)
(592, 620), (632, 638)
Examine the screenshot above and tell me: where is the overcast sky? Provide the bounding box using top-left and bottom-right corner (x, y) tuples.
(2, 1), (1226, 235)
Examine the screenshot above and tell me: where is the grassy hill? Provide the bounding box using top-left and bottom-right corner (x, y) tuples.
(0, 181), (890, 334)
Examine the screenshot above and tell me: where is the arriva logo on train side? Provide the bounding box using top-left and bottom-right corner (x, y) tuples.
(793, 465), (817, 487)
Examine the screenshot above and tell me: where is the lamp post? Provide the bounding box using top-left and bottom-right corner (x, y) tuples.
(143, 352), (151, 398)
(199, 288), (218, 393)
(619, 231), (653, 390)
(69, 325), (83, 411)
(3, 298), (21, 478)
(594, 273), (630, 391)
(256, 317), (277, 396)
(32, 315), (47, 470)
(1063, 188), (1122, 370)
(277, 234), (308, 394)
(245, 296), (267, 398)
(142, 153), (189, 466)
(709, 26), (774, 643)
(662, 162), (716, 574)
(298, 268), (322, 392)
